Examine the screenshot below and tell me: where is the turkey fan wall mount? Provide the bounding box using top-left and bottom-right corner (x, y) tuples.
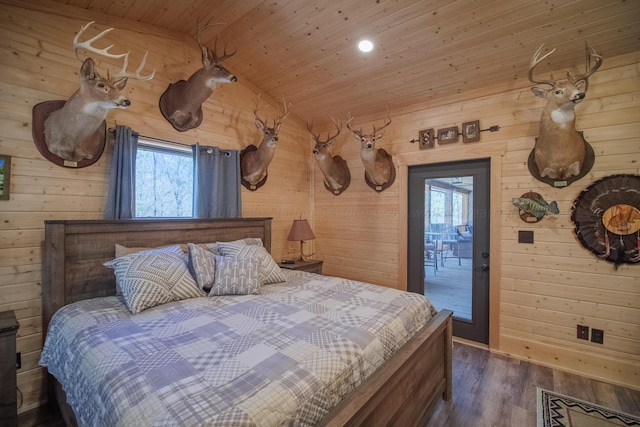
(571, 174), (640, 268)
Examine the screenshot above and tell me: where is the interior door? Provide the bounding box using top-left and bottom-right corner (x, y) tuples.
(407, 158), (490, 344)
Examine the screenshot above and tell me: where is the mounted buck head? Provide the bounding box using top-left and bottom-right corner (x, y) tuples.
(159, 19), (237, 132)
(346, 110), (396, 192)
(240, 96), (292, 190)
(307, 117), (351, 195)
(529, 43), (602, 181)
(43, 21), (154, 162)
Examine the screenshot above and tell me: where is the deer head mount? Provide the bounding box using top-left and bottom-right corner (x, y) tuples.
(528, 43), (602, 184)
(35, 21), (154, 166)
(307, 117), (351, 195)
(159, 19), (237, 132)
(346, 110), (396, 192)
(240, 96), (292, 191)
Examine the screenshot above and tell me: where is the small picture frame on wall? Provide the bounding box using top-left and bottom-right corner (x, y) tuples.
(437, 126), (459, 144)
(462, 120), (480, 143)
(419, 128), (435, 150)
(0, 154), (11, 200)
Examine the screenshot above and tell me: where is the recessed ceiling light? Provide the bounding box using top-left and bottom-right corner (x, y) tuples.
(358, 39), (374, 52)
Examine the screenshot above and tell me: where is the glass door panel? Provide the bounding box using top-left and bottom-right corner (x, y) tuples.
(423, 177), (473, 321)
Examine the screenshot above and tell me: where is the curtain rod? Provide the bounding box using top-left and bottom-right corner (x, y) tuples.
(108, 127), (189, 147)
(107, 127), (231, 155)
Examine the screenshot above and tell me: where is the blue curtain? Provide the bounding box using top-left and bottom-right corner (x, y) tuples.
(105, 125), (138, 219)
(192, 143), (241, 218)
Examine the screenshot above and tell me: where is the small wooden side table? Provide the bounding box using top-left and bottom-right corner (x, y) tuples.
(279, 259), (323, 275)
(0, 310), (19, 427)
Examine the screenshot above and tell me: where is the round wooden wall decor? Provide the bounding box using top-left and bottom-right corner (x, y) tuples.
(527, 138), (595, 188)
(32, 100), (106, 168)
(571, 174), (640, 268)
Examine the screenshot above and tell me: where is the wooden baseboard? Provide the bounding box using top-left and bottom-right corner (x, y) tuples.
(453, 336), (489, 350)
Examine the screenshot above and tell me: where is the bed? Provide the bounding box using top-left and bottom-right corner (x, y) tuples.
(41, 217), (452, 426)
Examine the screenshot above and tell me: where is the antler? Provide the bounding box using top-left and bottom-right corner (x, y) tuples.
(307, 117), (342, 145)
(346, 110), (391, 137)
(111, 51), (155, 81)
(306, 121), (319, 142)
(73, 21), (155, 81)
(346, 112), (362, 136)
(528, 44), (556, 87)
(373, 108), (392, 136)
(567, 43), (602, 91)
(254, 94), (291, 130)
(273, 98), (292, 128)
(327, 116), (342, 144)
(253, 94), (268, 128)
(197, 18), (236, 65)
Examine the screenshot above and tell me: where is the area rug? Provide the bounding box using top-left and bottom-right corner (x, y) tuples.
(537, 388), (640, 427)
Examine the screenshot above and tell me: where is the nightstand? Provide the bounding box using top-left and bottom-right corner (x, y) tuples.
(279, 259), (323, 275)
(0, 310), (19, 426)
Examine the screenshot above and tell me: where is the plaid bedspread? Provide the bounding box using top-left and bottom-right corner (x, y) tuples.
(40, 271), (437, 426)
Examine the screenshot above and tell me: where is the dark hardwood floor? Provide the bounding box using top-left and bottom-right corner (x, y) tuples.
(19, 341), (640, 426)
(426, 341), (640, 427)
(18, 403), (65, 427)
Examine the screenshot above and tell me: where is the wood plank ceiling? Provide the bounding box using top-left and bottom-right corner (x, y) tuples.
(48, 0), (640, 125)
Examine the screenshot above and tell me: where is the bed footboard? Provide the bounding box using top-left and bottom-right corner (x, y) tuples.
(318, 309), (453, 426)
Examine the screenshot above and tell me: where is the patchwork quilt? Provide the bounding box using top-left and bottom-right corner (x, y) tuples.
(40, 270), (437, 426)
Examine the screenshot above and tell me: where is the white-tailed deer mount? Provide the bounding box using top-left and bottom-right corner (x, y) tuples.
(307, 117), (351, 195)
(159, 19), (237, 132)
(33, 21), (154, 167)
(240, 96), (291, 191)
(346, 111), (396, 192)
(528, 43), (602, 185)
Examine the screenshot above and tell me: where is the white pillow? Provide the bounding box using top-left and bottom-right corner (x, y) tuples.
(104, 246), (204, 314)
(209, 255), (261, 296)
(187, 243), (217, 292)
(217, 241), (286, 284)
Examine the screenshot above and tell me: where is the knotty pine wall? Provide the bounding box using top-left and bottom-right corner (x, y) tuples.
(313, 52), (640, 389)
(0, 3), (312, 412)
(0, 0), (638, 416)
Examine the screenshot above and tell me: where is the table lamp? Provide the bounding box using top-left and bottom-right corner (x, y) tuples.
(287, 219), (315, 261)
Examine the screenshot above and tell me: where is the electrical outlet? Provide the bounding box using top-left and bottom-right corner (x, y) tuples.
(591, 328), (604, 344)
(16, 352), (21, 369)
(518, 230), (534, 244)
(577, 325), (589, 340)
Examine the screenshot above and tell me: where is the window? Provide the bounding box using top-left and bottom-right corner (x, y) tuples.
(429, 189), (446, 224)
(452, 191), (463, 225)
(425, 179), (471, 231)
(135, 142), (193, 217)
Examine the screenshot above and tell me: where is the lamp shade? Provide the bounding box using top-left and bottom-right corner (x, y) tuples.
(287, 219), (315, 241)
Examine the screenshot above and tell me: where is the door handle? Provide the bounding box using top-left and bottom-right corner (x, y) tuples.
(474, 263), (489, 271)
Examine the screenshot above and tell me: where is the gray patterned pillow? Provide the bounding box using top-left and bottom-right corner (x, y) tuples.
(209, 255), (260, 296)
(187, 243), (216, 292)
(207, 237), (263, 256)
(217, 241), (286, 284)
(104, 246), (204, 314)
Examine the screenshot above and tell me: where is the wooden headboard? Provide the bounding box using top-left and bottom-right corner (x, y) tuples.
(43, 217), (272, 334)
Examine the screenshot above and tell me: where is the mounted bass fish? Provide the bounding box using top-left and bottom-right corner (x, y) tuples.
(512, 194), (559, 222)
